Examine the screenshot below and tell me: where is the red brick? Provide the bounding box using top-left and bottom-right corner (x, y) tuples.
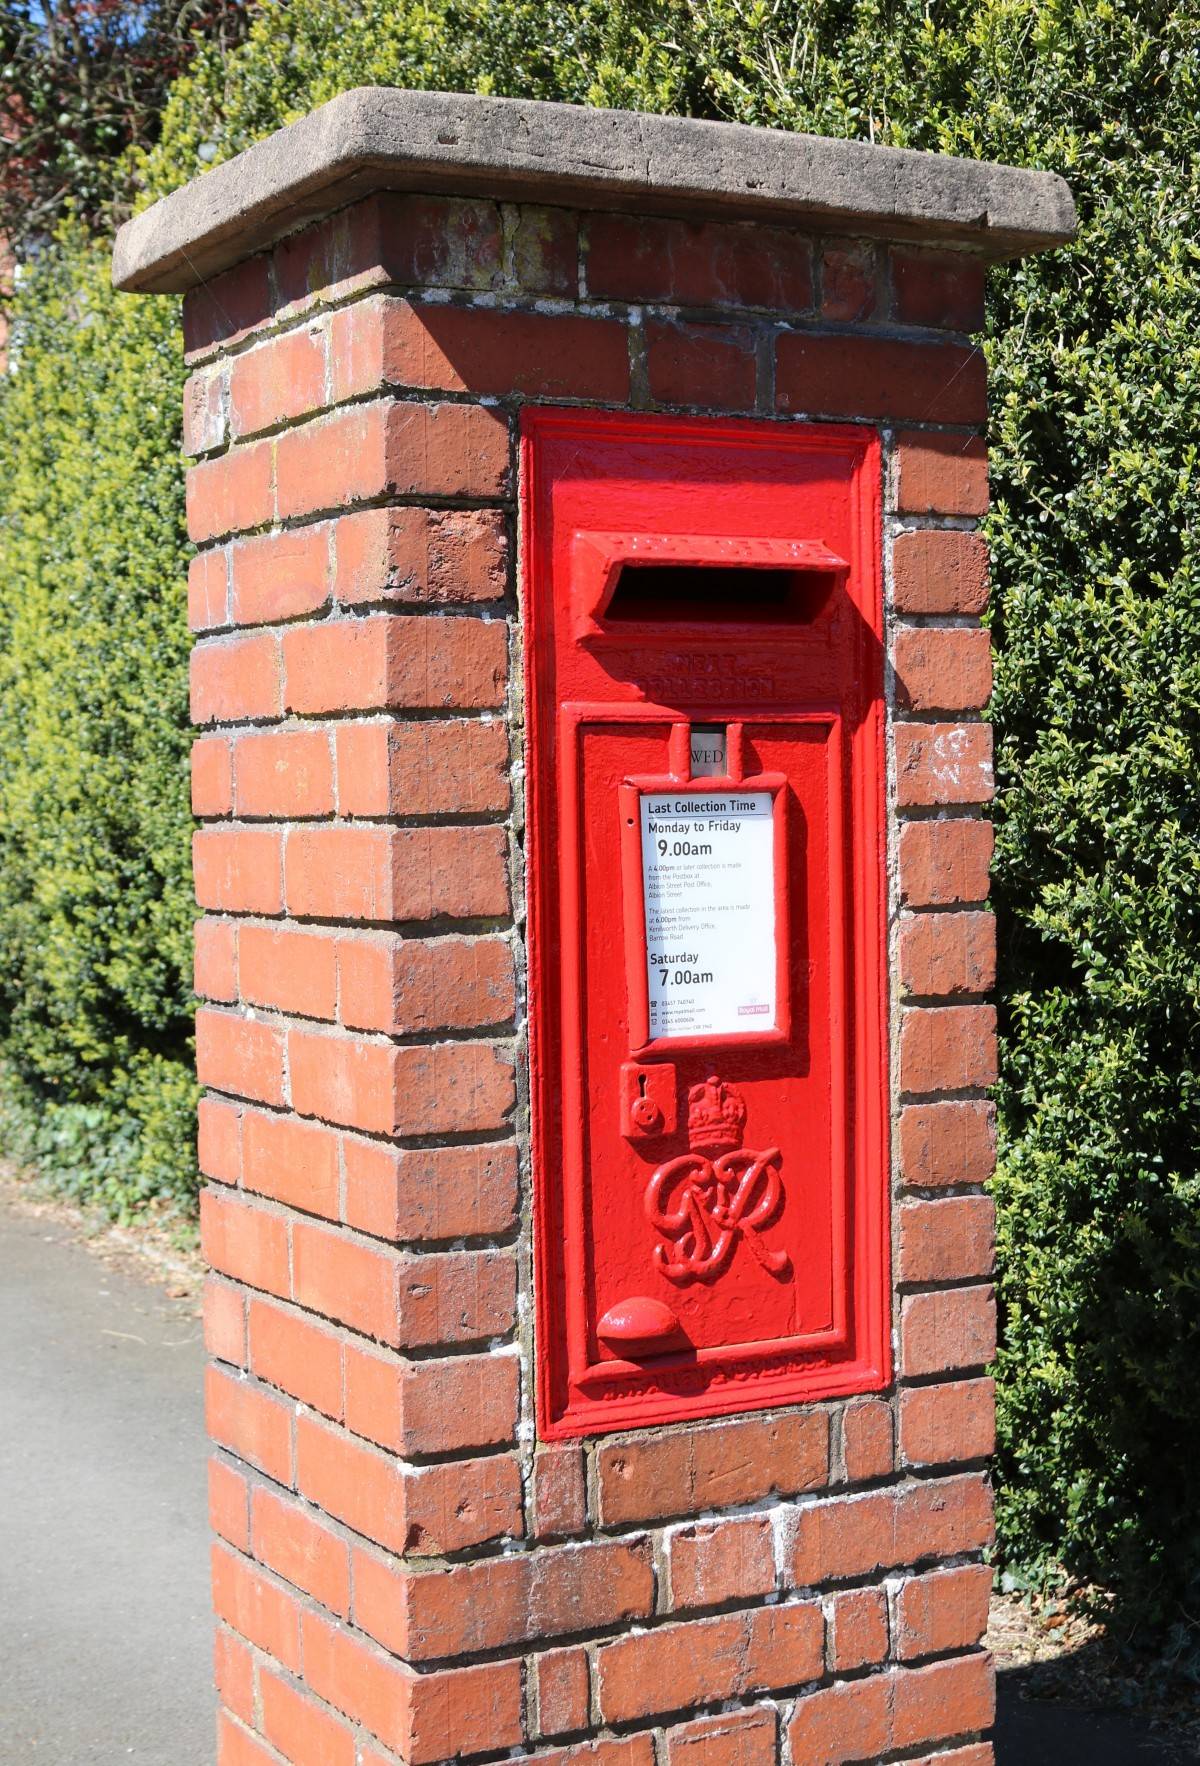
(187, 440), (273, 542)
(213, 1625), (254, 1724)
(190, 631), (282, 725)
(189, 546), (230, 630)
(894, 626), (992, 713)
(513, 207), (579, 296)
(900, 1100), (996, 1187)
(585, 213), (812, 313)
(206, 1365), (294, 1486)
(212, 1541), (303, 1670)
(384, 1535), (654, 1660)
(195, 916), (238, 1002)
(229, 525), (330, 625)
(899, 818), (993, 908)
(184, 256), (271, 357)
(193, 829), (283, 916)
(238, 922), (336, 1020)
(335, 718), (510, 817)
(331, 504), (507, 608)
(395, 1247), (516, 1349)
(383, 399), (511, 499)
(192, 735), (234, 817)
(201, 1188), (290, 1300)
(895, 722), (993, 808)
(820, 240), (878, 321)
(892, 1653), (995, 1750)
(286, 822), (509, 923)
(251, 1483), (352, 1617)
(336, 931), (515, 1034)
(842, 1397), (894, 1482)
(273, 402), (390, 521)
(401, 1453), (525, 1558)
(900, 1004), (997, 1095)
(908, 1750), (994, 1766)
(282, 611), (507, 715)
(645, 318), (756, 410)
(543, 1744), (657, 1766)
(667, 1514), (775, 1611)
(295, 1413), (521, 1555)
(351, 1348), (519, 1457)
(196, 1007), (286, 1105)
(198, 1095), (242, 1184)
(895, 1563), (993, 1662)
(229, 326), (327, 437)
(209, 1456), (250, 1549)
(183, 364), (227, 456)
(900, 911), (996, 999)
(294, 1415), (408, 1551)
(342, 1135), (519, 1242)
(597, 1603), (823, 1724)
(787, 1675), (892, 1764)
(532, 1443), (588, 1540)
(276, 193), (503, 315)
(776, 333), (985, 424)
(204, 1278), (247, 1366)
(289, 1027), (514, 1138)
(901, 1376), (996, 1468)
(405, 1658), (524, 1764)
(894, 431), (988, 516)
(332, 297), (630, 402)
(828, 1586), (890, 1672)
(216, 1711), (276, 1766)
(299, 1607), (414, 1755)
(234, 728), (335, 821)
(790, 1474), (992, 1584)
(665, 1706), (777, 1766)
(297, 1233), (514, 1353)
(239, 1107), (338, 1218)
(891, 1475), (994, 1563)
(893, 249), (986, 332)
(248, 1296), (344, 1418)
(596, 1408), (828, 1525)
(892, 529), (990, 615)
(535, 1645), (590, 1738)
(290, 1221), (399, 1343)
(899, 1196), (996, 1284)
(902, 1287), (997, 1377)
(259, 1666), (355, 1766)
(275, 399), (509, 517)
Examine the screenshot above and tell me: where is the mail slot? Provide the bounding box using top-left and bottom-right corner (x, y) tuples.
(522, 409), (890, 1436)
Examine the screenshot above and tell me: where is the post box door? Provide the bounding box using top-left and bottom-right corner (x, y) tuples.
(522, 410), (889, 1437)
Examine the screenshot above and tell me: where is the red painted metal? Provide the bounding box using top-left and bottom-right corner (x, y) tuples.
(522, 408), (889, 1438)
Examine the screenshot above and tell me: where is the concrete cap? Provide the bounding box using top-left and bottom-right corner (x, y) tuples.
(112, 86), (1075, 294)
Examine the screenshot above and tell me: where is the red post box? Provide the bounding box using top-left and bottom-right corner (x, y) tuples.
(524, 409), (889, 1435)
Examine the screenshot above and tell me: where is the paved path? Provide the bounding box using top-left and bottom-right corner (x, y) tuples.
(0, 1197), (213, 1763)
(0, 1188), (1187, 1765)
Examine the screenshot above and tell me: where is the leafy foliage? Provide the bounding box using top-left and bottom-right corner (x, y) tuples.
(4, 0), (1200, 1644)
(0, 0), (248, 262)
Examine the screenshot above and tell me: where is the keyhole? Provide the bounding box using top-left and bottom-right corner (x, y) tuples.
(638, 1073), (648, 1099)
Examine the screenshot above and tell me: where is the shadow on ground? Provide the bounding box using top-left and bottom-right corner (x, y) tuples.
(997, 1664), (1197, 1764)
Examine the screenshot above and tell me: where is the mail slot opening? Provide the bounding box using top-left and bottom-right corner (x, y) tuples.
(604, 563), (836, 624)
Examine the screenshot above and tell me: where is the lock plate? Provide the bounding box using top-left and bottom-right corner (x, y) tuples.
(620, 1061), (677, 1140)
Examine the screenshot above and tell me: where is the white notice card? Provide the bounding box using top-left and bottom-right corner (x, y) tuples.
(640, 791), (777, 1039)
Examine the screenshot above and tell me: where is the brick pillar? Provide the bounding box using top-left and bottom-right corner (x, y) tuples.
(115, 90), (1073, 1766)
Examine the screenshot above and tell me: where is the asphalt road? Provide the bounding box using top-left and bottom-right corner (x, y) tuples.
(0, 1188), (1187, 1766)
(0, 1197), (213, 1763)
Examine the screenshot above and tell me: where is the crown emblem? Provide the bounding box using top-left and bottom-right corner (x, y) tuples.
(686, 1076), (747, 1155)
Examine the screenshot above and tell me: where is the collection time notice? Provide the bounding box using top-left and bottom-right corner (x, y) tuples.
(639, 790), (777, 1039)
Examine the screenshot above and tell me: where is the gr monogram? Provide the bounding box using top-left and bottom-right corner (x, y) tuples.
(644, 1076), (791, 1285)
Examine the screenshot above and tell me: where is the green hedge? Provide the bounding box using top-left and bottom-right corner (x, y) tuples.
(5, 0), (1200, 1645)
